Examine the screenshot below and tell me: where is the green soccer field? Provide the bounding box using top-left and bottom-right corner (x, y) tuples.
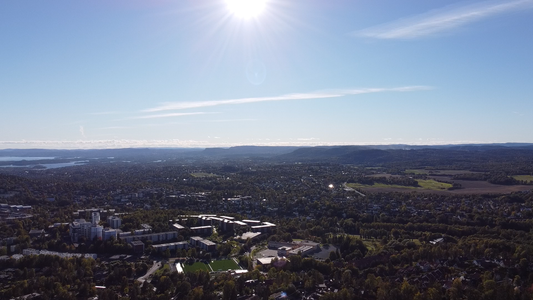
(182, 262), (210, 273)
(209, 259), (240, 271)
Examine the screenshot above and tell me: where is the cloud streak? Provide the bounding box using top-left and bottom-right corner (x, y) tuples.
(133, 112), (214, 119)
(144, 86), (431, 112)
(353, 0), (533, 39)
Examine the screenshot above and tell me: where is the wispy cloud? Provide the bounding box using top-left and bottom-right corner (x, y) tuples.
(96, 126), (132, 130)
(133, 112), (214, 119)
(353, 0), (533, 39)
(197, 118), (258, 123)
(143, 86), (430, 112)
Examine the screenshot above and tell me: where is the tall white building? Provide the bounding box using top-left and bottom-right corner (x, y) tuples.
(102, 228), (117, 241)
(92, 212), (100, 225)
(90, 225), (103, 240)
(69, 219), (92, 242)
(107, 216), (121, 229)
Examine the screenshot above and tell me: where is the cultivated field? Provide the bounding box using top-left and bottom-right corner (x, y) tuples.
(417, 179), (452, 190)
(513, 175), (533, 182)
(432, 176), (532, 194)
(405, 169), (483, 175)
(347, 173), (532, 194)
(346, 179), (451, 191)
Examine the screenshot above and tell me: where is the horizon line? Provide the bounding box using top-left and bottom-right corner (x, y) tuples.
(0, 140), (531, 151)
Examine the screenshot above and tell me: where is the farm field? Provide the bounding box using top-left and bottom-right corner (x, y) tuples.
(417, 179), (452, 190)
(405, 169), (482, 175)
(513, 175), (533, 182)
(209, 259), (240, 272)
(348, 182), (415, 190)
(346, 179), (451, 191)
(433, 176), (532, 194)
(346, 169), (533, 194)
(347, 176), (532, 194)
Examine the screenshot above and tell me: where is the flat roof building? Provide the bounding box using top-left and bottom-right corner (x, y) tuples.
(238, 232), (262, 241)
(242, 220), (261, 225)
(251, 223), (276, 233)
(189, 236), (216, 252)
(130, 241), (145, 254)
(120, 231), (178, 243)
(173, 223), (185, 230)
(153, 241), (189, 252)
(103, 228), (117, 241)
(190, 226), (213, 236)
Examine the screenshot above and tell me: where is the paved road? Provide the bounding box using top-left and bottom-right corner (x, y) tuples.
(343, 182), (366, 197)
(137, 260), (161, 284)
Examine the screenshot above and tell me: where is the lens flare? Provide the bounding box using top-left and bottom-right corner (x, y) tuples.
(226, 0), (267, 19)
(246, 60), (266, 85)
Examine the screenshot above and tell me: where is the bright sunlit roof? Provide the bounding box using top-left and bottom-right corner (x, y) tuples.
(226, 0), (267, 19)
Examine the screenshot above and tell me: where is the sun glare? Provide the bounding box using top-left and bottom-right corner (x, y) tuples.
(226, 0), (267, 19)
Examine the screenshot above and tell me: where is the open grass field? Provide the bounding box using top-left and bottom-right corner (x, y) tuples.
(430, 176), (532, 194)
(182, 262), (210, 273)
(405, 169), (430, 174)
(191, 173), (218, 178)
(513, 175), (533, 182)
(348, 173), (532, 194)
(209, 259), (240, 271)
(417, 179), (452, 190)
(346, 179), (451, 191)
(347, 182), (415, 190)
(406, 169), (482, 175)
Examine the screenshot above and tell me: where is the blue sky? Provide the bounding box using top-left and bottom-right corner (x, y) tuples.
(1, 0), (532, 149)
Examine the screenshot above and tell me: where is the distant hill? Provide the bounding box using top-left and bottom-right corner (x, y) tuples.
(0, 148), (203, 160)
(0, 146), (298, 161)
(2, 144), (533, 165)
(276, 144), (533, 166)
(201, 146), (299, 157)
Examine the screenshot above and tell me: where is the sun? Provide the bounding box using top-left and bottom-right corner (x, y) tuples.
(226, 0), (267, 19)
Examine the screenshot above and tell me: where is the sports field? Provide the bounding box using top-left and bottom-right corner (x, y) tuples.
(182, 262), (210, 273)
(209, 259), (240, 271)
(179, 259), (241, 273)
